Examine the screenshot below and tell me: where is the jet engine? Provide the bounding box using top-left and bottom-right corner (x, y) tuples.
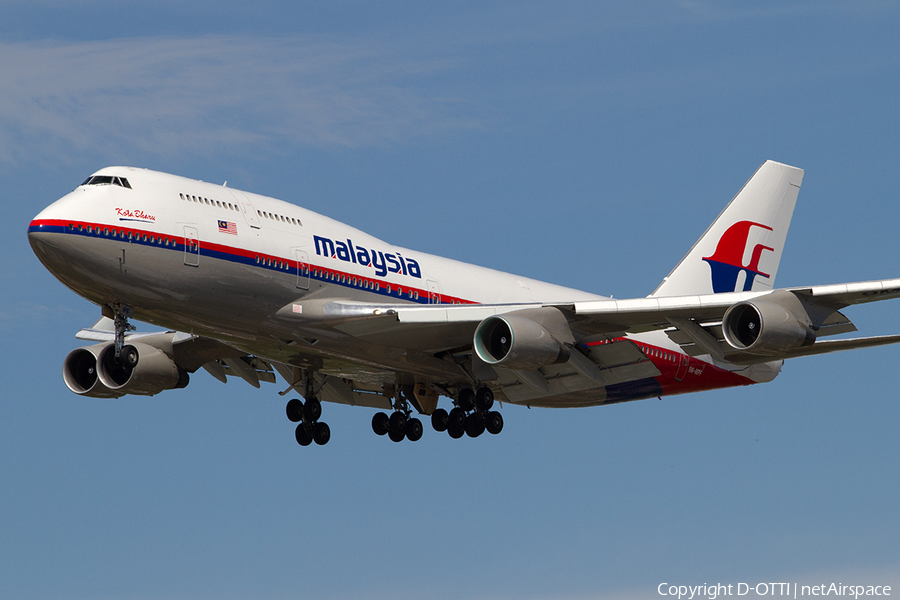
(63, 341), (189, 398)
(474, 312), (571, 370)
(722, 292), (816, 356)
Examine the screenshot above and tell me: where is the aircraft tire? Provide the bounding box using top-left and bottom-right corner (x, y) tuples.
(121, 345), (139, 369)
(484, 411), (503, 435)
(465, 413), (485, 438)
(303, 397), (322, 422)
(448, 407), (466, 430)
(388, 427), (405, 442)
(295, 423), (313, 446)
(389, 411), (407, 433)
(313, 422), (331, 445)
(286, 398), (304, 423)
(372, 412), (390, 436)
(431, 408), (449, 432)
(405, 418), (423, 442)
(448, 425), (464, 439)
(475, 387), (494, 411)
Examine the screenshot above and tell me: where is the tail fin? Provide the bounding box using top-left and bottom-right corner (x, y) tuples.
(650, 160), (804, 298)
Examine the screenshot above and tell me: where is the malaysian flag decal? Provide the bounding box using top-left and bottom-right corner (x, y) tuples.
(218, 220), (237, 235)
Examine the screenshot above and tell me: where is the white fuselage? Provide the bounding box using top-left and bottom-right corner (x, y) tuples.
(28, 166), (778, 407)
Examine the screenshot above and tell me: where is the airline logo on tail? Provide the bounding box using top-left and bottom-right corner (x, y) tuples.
(703, 221), (774, 293)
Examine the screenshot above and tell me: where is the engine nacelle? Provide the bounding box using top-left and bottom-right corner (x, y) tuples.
(722, 294), (816, 356)
(64, 341), (189, 398)
(474, 314), (570, 370)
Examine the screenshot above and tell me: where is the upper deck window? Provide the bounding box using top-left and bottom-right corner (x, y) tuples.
(81, 175), (132, 189)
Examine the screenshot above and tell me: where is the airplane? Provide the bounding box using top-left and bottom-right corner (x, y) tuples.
(27, 160), (900, 447)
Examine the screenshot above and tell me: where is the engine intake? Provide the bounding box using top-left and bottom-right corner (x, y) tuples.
(474, 313), (570, 370)
(722, 294), (816, 356)
(63, 345), (122, 398)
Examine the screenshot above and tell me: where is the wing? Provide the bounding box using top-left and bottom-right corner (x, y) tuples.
(73, 317), (393, 409)
(278, 277), (900, 361)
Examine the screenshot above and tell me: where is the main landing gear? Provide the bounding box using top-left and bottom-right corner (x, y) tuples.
(371, 386), (503, 442)
(371, 389), (423, 443)
(431, 387), (503, 439)
(285, 396), (331, 446)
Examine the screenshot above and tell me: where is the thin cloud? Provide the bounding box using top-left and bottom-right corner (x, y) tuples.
(0, 301), (81, 331)
(0, 35), (479, 164)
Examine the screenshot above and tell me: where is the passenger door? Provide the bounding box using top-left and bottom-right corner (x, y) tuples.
(295, 248), (310, 290)
(183, 226), (200, 267)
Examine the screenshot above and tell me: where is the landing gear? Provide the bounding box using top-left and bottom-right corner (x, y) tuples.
(110, 304), (136, 363)
(433, 386), (503, 439)
(284, 382), (330, 446)
(103, 304), (139, 371)
(371, 386), (425, 443)
(372, 409), (424, 443)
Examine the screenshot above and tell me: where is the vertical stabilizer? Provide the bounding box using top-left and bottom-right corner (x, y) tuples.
(650, 160), (804, 297)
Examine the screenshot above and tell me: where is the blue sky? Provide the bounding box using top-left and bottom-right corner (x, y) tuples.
(3, 2), (900, 599)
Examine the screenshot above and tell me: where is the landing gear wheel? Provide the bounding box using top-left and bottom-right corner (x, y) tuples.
(405, 418), (423, 442)
(431, 408), (449, 432)
(295, 423), (313, 446)
(448, 407), (466, 430)
(465, 413), (485, 438)
(120, 345), (139, 369)
(286, 398), (304, 423)
(484, 411), (504, 435)
(457, 388), (476, 412)
(475, 387), (494, 411)
(388, 427), (406, 442)
(312, 422), (331, 445)
(372, 412), (390, 436)
(448, 425), (464, 439)
(303, 397), (322, 422)
(389, 411), (407, 433)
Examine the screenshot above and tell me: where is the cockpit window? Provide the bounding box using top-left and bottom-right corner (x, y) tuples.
(81, 175), (132, 188)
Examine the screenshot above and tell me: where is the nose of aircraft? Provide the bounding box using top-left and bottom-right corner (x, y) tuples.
(28, 195), (69, 266)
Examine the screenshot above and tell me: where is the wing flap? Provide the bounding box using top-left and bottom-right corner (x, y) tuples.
(728, 334), (900, 363)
